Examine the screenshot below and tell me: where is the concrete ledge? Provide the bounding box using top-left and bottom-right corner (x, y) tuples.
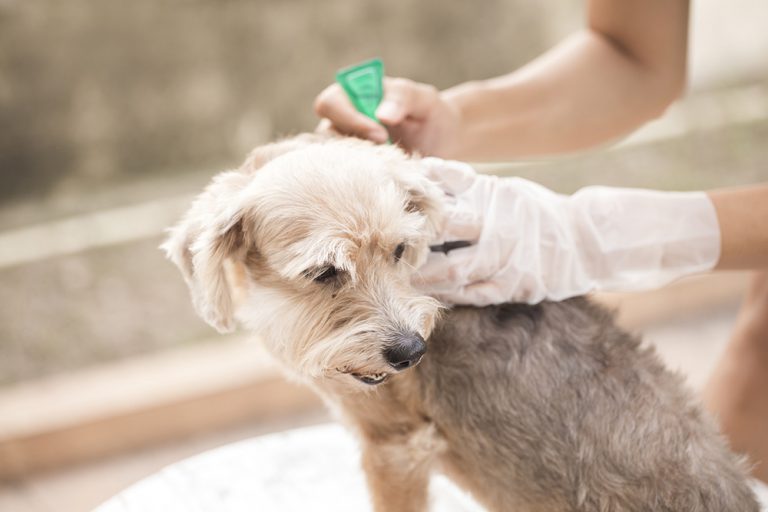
(0, 337), (322, 480)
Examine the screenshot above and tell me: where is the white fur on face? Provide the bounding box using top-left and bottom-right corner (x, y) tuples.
(164, 138), (445, 388)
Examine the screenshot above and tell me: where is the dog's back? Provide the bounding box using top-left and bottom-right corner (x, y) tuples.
(417, 298), (759, 511)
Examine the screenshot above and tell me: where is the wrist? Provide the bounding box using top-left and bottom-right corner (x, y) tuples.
(440, 78), (536, 161)
(439, 80), (496, 160)
(567, 187), (721, 292)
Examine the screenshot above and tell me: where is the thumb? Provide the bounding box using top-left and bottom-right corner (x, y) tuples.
(375, 98), (406, 125)
(375, 78), (439, 125)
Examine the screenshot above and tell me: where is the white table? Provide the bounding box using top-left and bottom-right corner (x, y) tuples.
(96, 423), (768, 512)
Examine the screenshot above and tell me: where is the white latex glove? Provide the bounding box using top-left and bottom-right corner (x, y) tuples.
(415, 157), (721, 306)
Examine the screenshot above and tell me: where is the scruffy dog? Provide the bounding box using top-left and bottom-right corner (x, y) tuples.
(163, 135), (759, 511)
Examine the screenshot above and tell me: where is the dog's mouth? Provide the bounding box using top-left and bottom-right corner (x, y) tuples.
(351, 372), (389, 386)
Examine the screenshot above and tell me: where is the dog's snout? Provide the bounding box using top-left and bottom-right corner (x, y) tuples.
(384, 333), (427, 371)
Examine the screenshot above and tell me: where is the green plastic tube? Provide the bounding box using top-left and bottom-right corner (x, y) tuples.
(335, 58), (385, 122)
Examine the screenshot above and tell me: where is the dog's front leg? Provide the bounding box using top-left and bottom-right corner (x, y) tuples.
(360, 423), (444, 512)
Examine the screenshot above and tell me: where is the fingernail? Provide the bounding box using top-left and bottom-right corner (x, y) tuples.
(367, 128), (389, 143)
(376, 101), (401, 121)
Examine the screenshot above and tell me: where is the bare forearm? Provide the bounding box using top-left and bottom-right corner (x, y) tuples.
(441, 0), (689, 161)
(442, 34), (673, 159)
(710, 185), (768, 270)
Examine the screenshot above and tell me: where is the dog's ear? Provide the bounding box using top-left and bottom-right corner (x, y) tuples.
(163, 135), (323, 332)
(162, 171), (252, 333)
(188, 211), (249, 333)
(390, 159), (445, 234)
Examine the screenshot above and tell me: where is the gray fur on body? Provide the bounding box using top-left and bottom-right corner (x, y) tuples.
(416, 298), (758, 511)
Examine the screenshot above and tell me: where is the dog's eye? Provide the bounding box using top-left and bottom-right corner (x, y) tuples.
(314, 266), (339, 283)
(393, 243), (406, 262)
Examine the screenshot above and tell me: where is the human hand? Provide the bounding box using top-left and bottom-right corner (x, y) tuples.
(414, 158), (721, 306)
(314, 77), (462, 156)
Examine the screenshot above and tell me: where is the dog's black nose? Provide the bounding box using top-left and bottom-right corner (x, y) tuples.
(384, 333), (427, 371)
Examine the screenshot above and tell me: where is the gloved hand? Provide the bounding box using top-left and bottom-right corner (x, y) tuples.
(414, 157), (721, 306)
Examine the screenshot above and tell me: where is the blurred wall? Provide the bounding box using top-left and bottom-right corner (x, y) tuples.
(0, 0), (580, 203)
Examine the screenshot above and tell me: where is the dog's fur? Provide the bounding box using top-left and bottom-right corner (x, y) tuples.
(163, 135), (759, 511)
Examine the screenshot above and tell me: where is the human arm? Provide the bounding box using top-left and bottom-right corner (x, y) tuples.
(314, 0), (690, 160)
(710, 185), (768, 270)
(415, 159), (767, 306)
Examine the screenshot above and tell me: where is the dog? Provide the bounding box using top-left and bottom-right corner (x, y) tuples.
(162, 135), (759, 511)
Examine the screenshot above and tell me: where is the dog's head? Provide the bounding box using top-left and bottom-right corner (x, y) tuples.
(162, 136), (444, 389)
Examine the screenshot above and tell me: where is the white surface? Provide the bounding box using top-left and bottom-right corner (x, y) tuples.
(96, 423), (768, 512)
(95, 424), (484, 512)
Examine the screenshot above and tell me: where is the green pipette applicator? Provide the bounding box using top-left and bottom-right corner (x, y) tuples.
(335, 58), (389, 141)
